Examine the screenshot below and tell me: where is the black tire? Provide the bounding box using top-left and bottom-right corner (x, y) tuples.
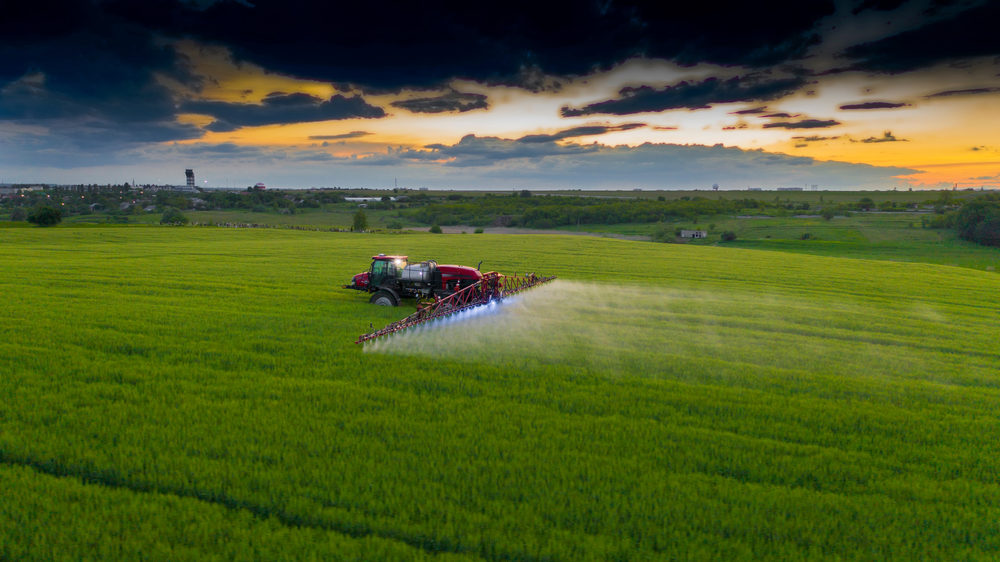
(370, 290), (398, 306)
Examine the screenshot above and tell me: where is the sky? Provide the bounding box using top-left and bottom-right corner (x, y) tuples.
(2, 0), (999, 190)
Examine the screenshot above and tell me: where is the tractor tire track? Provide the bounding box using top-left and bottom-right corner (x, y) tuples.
(0, 450), (514, 562)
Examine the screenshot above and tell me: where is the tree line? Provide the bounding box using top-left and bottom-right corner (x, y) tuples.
(406, 194), (798, 229)
(953, 194), (1000, 246)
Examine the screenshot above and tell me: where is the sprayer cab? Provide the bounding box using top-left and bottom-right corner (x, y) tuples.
(344, 253), (484, 306)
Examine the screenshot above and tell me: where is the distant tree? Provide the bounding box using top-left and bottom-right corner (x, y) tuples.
(429, 224), (443, 234)
(857, 197), (874, 211)
(520, 189), (532, 198)
(953, 198), (1000, 246)
(474, 227), (484, 234)
(386, 220), (403, 230)
(352, 209), (368, 232)
(821, 208), (836, 221)
(160, 208), (189, 225)
(10, 207), (27, 221)
(27, 205), (61, 226)
(720, 230), (737, 242)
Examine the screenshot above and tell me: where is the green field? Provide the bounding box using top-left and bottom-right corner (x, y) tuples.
(2, 227), (999, 560)
(61, 207), (420, 230)
(561, 212), (1000, 272)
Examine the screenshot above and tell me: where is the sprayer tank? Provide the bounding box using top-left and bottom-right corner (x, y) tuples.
(401, 260), (437, 283)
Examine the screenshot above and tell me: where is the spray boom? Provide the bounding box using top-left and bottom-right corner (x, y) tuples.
(356, 271), (555, 344)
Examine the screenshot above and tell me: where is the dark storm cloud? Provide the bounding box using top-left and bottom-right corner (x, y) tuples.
(290, 151), (338, 162)
(731, 106), (769, 115)
(182, 93), (385, 131)
(855, 131), (907, 143)
(850, 0), (910, 15)
(352, 134), (601, 166)
(561, 76), (808, 117)
(0, 120), (203, 168)
(839, 101), (909, 110)
(793, 135), (840, 142)
(351, 135), (914, 188)
(925, 87), (1000, 98)
(763, 119), (840, 129)
(842, 2), (1000, 72)
(761, 112), (799, 119)
(420, 134), (599, 167)
(390, 92), (488, 114)
(106, 0), (835, 90)
(0, 0), (199, 145)
(169, 142), (264, 156)
(517, 123), (645, 143)
(0, 1), (189, 91)
(147, 141), (341, 166)
(308, 131), (372, 140)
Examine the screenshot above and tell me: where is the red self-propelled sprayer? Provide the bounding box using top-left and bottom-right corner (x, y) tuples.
(344, 254), (555, 344)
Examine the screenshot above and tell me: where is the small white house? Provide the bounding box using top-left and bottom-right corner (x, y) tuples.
(680, 230), (707, 239)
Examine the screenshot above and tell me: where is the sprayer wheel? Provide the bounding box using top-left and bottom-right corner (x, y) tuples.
(370, 290), (398, 307)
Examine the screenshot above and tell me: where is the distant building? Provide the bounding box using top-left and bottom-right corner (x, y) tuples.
(777, 187), (804, 191)
(680, 230), (707, 239)
(185, 169), (195, 188)
(748, 187), (763, 191)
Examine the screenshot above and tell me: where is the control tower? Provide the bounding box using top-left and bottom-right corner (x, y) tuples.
(185, 169), (195, 188)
